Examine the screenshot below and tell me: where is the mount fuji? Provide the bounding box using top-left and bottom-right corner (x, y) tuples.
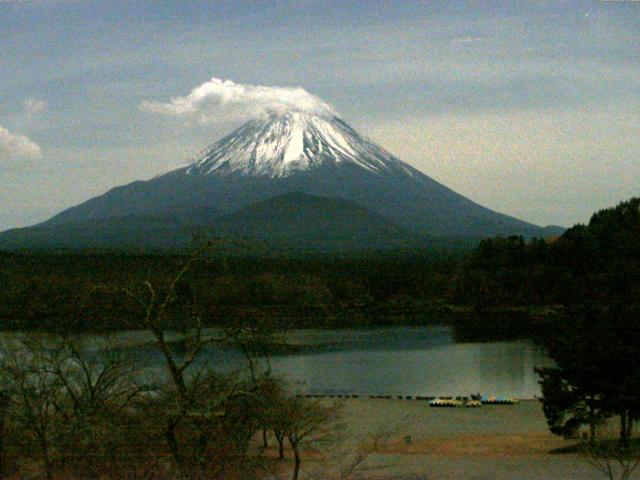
(0, 110), (560, 251)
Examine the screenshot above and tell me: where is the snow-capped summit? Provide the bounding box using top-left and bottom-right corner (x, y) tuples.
(2, 107), (554, 249)
(173, 111), (418, 179)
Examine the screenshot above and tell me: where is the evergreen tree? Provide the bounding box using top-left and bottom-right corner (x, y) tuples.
(537, 305), (640, 445)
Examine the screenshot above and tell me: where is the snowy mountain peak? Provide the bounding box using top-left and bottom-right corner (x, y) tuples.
(172, 111), (418, 179)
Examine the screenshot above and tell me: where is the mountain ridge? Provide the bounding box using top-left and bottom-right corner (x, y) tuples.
(211, 191), (415, 250)
(0, 192), (415, 251)
(1, 110), (560, 250)
(169, 111), (420, 179)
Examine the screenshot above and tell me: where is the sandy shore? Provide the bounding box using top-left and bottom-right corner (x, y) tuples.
(283, 398), (629, 480)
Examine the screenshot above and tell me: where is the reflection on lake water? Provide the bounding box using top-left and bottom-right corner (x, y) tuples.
(268, 327), (551, 398)
(109, 325), (552, 399)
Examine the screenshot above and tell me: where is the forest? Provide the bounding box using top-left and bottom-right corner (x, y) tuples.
(0, 248), (461, 333)
(0, 198), (638, 478)
(1, 198), (638, 342)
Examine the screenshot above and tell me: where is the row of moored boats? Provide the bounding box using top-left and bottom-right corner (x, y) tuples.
(428, 396), (519, 408)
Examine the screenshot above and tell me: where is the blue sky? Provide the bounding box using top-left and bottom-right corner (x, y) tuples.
(0, 0), (638, 230)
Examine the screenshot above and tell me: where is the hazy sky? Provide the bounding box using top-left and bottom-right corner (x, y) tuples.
(1, 0), (638, 230)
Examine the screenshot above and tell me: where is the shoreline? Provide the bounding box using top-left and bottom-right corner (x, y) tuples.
(297, 398), (608, 479)
(301, 393), (536, 401)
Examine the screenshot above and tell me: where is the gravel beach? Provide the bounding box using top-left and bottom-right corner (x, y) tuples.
(293, 398), (632, 480)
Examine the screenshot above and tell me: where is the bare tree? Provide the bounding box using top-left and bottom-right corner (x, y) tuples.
(0, 336), (145, 479)
(226, 323), (281, 448)
(121, 242), (220, 401)
(305, 420), (404, 480)
(120, 241), (267, 479)
(333, 426), (400, 480)
(45, 339), (144, 477)
(256, 377), (289, 460)
(585, 440), (640, 480)
(46, 339), (142, 416)
(0, 338), (65, 480)
(281, 396), (341, 480)
(120, 242), (221, 475)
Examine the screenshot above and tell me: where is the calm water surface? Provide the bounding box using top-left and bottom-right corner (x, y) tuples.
(268, 327), (551, 398)
(103, 325), (552, 399)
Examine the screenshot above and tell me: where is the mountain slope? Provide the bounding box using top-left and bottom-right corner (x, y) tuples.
(0, 193), (413, 251)
(0, 215), (193, 250)
(0, 110), (553, 250)
(176, 111), (419, 178)
(211, 192), (413, 250)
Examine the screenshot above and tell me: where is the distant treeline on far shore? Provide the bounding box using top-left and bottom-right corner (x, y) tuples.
(1, 197), (638, 341)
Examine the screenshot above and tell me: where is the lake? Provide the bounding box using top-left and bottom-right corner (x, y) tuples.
(104, 325), (552, 399)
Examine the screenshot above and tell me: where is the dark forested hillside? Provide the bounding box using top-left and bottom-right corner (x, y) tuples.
(451, 197), (640, 340)
(455, 197), (640, 308)
(1, 198), (636, 338)
(0, 249), (462, 332)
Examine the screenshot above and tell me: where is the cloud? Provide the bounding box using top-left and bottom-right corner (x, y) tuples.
(0, 125), (42, 160)
(23, 98), (48, 117)
(451, 35), (485, 45)
(140, 77), (336, 123)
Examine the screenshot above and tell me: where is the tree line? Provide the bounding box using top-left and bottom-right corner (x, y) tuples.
(1, 197), (639, 476)
(444, 197), (640, 468)
(0, 248), (461, 333)
(0, 244), (380, 480)
(2, 199), (639, 340)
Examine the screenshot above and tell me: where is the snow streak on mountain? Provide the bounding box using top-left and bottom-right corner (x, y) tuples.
(0, 98), (556, 251)
(171, 111), (419, 179)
